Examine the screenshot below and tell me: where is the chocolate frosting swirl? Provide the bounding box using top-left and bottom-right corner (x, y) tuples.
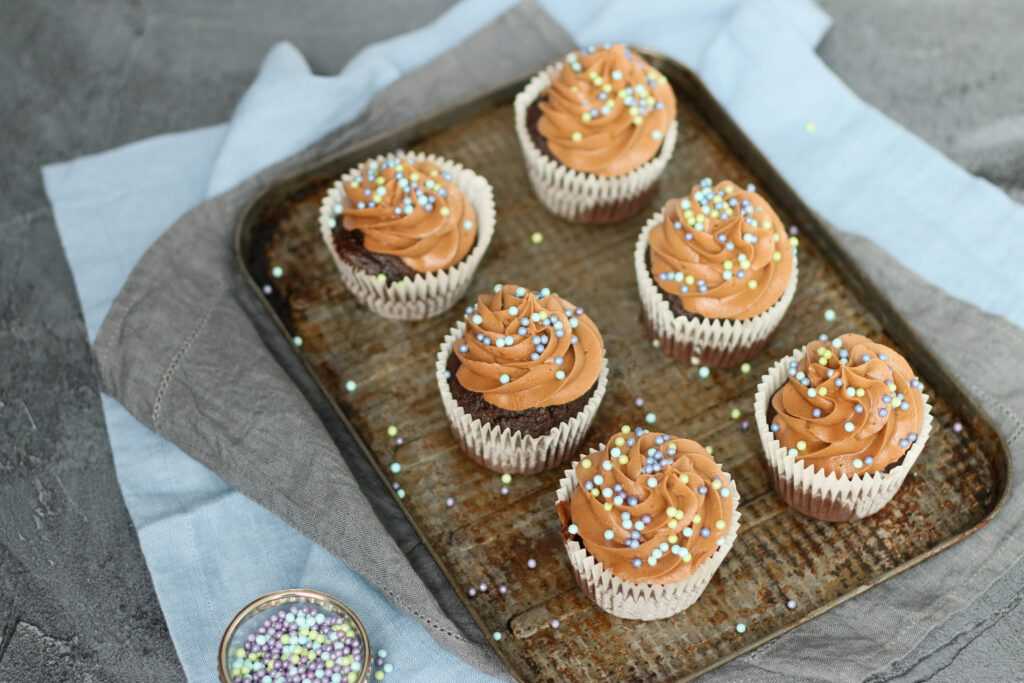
(649, 178), (796, 320)
(454, 285), (604, 411)
(537, 44), (677, 177)
(770, 333), (927, 477)
(558, 429), (735, 585)
(340, 155), (476, 274)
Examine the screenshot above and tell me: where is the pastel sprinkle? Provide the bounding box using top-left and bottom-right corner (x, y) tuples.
(345, 380), (357, 392)
(387, 425), (398, 438)
(492, 632), (502, 641)
(271, 266), (283, 278)
(645, 412), (657, 424)
(389, 462), (401, 474)
(740, 362), (751, 374)
(824, 309), (836, 322)
(445, 496), (455, 507)
(698, 366), (710, 379)
(787, 599), (797, 609)
(292, 336), (303, 347)
(530, 231), (544, 245)
(527, 558), (537, 569)
(736, 623), (747, 633)
(730, 408), (741, 420)
(550, 619), (561, 629)
(952, 421), (964, 433)
(500, 473), (512, 485)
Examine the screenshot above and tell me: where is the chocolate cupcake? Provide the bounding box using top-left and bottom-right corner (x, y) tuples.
(754, 333), (933, 521)
(635, 177), (798, 367)
(319, 151), (495, 320)
(555, 428), (740, 620)
(513, 44), (678, 223)
(436, 284), (608, 474)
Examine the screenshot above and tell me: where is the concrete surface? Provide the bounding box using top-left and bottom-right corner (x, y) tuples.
(1, 0), (1021, 680)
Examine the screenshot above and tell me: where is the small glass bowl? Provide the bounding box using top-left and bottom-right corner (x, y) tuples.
(219, 588), (371, 683)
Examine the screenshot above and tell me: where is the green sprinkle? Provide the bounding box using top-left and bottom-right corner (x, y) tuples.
(292, 336), (303, 347)
(736, 623), (747, 633)
(396, 489), (406, 499)
(698, 366), (710, 379)
(824, 308), (836, 322)
(645, 412), (656, 424)
(389, 462), (401, 474)
(492, 631), (502, 641)
(270, 266), (284, 278)
(345, 380), (357, 392)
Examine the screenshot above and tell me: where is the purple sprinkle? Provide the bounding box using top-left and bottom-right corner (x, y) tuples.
(479, 582), (488, 592)
(498, 584), (508, 595)
(500, 486), (510, 495)
(788, 225), (798, 235)
(445, 496), (455, 508)
(952, 421), (964, 433)
(527, 558), (537, 569)
(786, 599), (797, 609)
(550, 619), (561, 629)
(467, 587), (477, 597)
(395, 436), (404, 446)
(262, 284), (273, 295)
(635, 397), (645, 407)
(740, 420), (750, 431)
(391, 482), (400, 491)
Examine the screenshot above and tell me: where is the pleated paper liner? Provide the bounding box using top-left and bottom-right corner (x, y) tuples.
(318, 151), (495, 320)
(555, 448), (741, 620)
(754, 346), (934, 522)
(635, 210), (798, 368)
(513, 64), (678, 224)
(436, 320), (609, 474)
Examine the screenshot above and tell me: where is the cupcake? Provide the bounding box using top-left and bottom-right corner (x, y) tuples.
(319, 151), (495, 320)
(436, 284), (608, 474)
(635, 177), (798, 367)
(514, 44), (678, 224)
(754, 333), (933, 522)
(555, 428), (741, 620)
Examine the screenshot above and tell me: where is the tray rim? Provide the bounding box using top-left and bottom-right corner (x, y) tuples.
(233, 47), (1012, 682)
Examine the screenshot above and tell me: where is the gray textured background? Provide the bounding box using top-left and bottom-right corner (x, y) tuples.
(1, 0), (1021, 680)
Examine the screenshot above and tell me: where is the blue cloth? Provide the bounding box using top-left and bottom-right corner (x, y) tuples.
(42, 0), (1024, 681)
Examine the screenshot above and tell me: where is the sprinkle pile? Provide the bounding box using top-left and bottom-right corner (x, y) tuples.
(227, 604), (365, 683)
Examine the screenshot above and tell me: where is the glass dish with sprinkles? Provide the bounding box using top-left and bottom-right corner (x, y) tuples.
(219, 589), (370, 683)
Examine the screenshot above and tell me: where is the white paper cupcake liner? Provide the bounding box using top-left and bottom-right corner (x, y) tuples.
(435, 321), (608, 474)
(513, 63), (678, 223)
(319, 151), (495, 320)
(754, 346), (934, 522)
(634, 210), (798, 367)
(555, 449), (741, 621)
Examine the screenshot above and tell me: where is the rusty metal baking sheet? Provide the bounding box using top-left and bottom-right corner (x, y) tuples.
(235, 52), (1010, 682)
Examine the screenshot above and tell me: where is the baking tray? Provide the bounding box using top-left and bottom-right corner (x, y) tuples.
(234, 50), (1010, 681)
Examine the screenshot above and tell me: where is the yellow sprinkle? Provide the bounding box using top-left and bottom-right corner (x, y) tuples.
(632, 116), (643, 126)
(430, 169), (439, 176)
(740, 362), (752, 374)
(681, 552), (691, 562)
(805, 121), (816, 132)
(375, 177), (386, 185)
(349, 181), (360, 188)
(748, 280), (758, 290)
(856, 388), (865, 397)
(410, 173), (419, 182)
(730, 408), (741, 420)
(887, 382), (898, 392)
(581, 458), (592, 469)
(603, 502), (613, 511)
(715, 520), (727, 530)
(796, 440), (807, 451)
(618, 455), (629, 465)
(705, 445), (714, 455)
(675, 509), (685, 520)
(817, 386), (828, 396)
(710, 210), (720, 219)
(693, 514), (702, 524)
(602, 83), (612, 93)
(684, 275), (695, 285)
(774, 232), (781, 242)
(621, 425), (631, 433)
(789, 236), (800, 247)
(591, 488), (600, 498)
(723, 260), (733, 270)
(581, 112), (592, 122)
(762, 220), (772, 229)
(439, 207), (450, 216)
(571, 131), (582, 142)
(668, 519), (678, 529)
(680, 474), (689, 484)
(725, 186), (734, 193)
(615, 437), (626, 446)
(773, 251), (782, 262)
(666, 506), (678, 517)
(629, 106), (639, 116)
(818, 358), (829, 366)
(668, 534), (679, 544)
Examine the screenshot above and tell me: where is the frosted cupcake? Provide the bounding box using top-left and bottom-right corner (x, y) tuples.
(556, 428), (740, 620)
(514, 44), (678, 223)
(635, 177), (798, 367)
(755, 333), (933, 521)
(319, 151), (495, 320)
(436, 284), (608, 474)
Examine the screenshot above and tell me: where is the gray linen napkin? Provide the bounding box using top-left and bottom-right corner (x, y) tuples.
(93, 2), (1024, 680)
